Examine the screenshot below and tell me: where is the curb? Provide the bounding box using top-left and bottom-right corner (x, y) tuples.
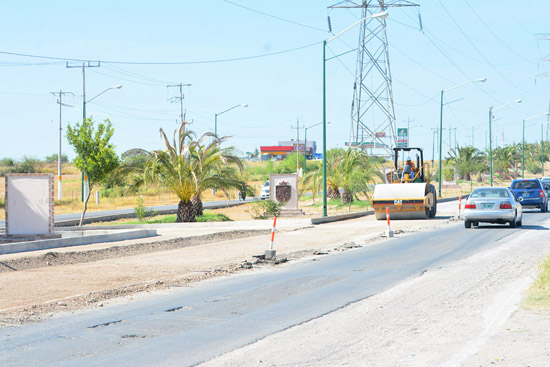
(0, 229), (158, 255)
(438, 194), (469, 204)
(311, 211), (373, 225)
(311, 195), (469, 225)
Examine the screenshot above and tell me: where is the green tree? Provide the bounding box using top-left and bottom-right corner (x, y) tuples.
(145, 124), (244, 222)
(188, 134), (244, 217)
(448, 146), (486, 181)
(333, 148), (381, 203)
(66, 118), (119, 226)
(448, 146), (486, 189)
(44, 153), (69, 164)
(301, 147), (380, 204)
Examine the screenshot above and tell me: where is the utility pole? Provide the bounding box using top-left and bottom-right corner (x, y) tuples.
(451, 127), (457, 150)
(50, 90), (74, 201)
(167, 83), (192, 126)
(66, 61), (100, 201)
(448, 127), (452, 154)
(291, 118), (301, 174)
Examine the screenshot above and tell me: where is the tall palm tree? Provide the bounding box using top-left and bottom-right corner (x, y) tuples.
(145, 125), (196, 222)
(145, 123), (244, 222)
(448, 146), (486, 182)
(188, 133), (244, 217)
(333, 148), (381, 203)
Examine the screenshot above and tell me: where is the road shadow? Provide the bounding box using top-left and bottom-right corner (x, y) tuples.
(474, 224), (548, 230)
(517, 224), (549, 231)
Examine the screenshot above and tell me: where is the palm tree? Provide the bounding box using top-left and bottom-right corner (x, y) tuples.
(145, 125), (196, 222)
(188, 134), (244, 217)
(448, 146), (486, 182)
(301, 148), (381, 205)
(333, 148), (381, 203)
(145, 123), (244, 222)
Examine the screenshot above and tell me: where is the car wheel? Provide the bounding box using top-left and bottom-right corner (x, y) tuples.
(464, 220), (472, 229)
(517, 217), (522, 227)
(510, 215), (517, 228)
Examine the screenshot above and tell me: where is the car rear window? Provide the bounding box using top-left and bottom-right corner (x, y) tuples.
(470, 189), (509, 198)
(511, 181), (540, 190)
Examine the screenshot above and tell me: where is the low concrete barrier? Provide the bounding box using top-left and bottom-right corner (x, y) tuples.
(311, 195), (468, 225)
(0, 229), (157, 255)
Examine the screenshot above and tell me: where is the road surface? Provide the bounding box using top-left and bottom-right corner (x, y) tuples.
(1, 210), (548, 366)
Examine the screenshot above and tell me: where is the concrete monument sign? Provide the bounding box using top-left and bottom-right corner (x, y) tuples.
(5, 174), (55, 236)
(269, 173), (298, 210)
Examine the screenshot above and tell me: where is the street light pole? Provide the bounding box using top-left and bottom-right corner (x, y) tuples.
(523, 119), (525, 178)
(214, 103), (248, 137)
(488, 98), (522, 186)
(489, 107), (494, 186)
(323, 11), (388, 217)
(439, 78), (486, 197)
(323, 40), (328, 217)
(80, 84), (123, 201)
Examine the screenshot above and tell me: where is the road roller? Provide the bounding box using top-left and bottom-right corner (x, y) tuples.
(371, 147), (437, 220)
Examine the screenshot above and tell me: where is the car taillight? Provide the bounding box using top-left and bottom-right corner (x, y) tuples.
(465, 203), (476, 209)
(500, 202), (512, 209)
(540, 190), (544, 198)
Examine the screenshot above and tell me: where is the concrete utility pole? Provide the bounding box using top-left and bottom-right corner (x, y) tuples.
(50, 90), (74, 200)
(291, 118), (301, 174)
(66, 61), (100, 201)
(167, 83), (192, 126)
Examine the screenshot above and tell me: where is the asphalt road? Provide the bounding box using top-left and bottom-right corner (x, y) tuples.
(1, 211), (548, 366)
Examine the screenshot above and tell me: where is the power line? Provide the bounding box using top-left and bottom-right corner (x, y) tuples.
(0, 41), (320, 65)
(463, 0), (536, 65)
(437, 0), (536, 96)
(221, 0), (327, 32)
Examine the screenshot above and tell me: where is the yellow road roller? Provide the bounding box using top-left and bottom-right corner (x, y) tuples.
(371, 147), (437, 220)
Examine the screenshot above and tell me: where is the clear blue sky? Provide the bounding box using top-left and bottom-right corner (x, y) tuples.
(1, 0), (549, 161)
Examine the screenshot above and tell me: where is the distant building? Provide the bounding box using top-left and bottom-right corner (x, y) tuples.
(260, 139), (317, 161)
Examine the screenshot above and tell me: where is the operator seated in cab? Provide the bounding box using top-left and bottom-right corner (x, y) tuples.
(401, 157), (415, 182)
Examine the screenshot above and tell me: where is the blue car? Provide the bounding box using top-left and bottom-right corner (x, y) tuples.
(510, 179), (548, 212)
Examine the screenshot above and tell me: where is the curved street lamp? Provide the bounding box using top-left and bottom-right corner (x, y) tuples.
(488, 99), (522, 186)
(84, 84), (123, 121)
(80, 84), (123, 201)
(439, 78), (486, 197)
(214, 103), (248, 137)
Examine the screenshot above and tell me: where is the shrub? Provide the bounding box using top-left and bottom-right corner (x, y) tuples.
(249, 200), (283, 219)
(443, 167), (454, 181)
(134, 196), (157, 222)
(527, 161), (542, 175)
(0, 158), (15, 167)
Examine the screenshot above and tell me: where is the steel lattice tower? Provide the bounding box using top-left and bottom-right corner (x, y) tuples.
(329, 1), (418, 156)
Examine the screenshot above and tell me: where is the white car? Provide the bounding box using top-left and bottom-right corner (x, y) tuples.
(463, 187), (522, 228)
(260, 180), (270, 200)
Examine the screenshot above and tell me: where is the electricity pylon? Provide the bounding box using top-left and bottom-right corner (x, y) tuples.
(329, 1), (418, 156)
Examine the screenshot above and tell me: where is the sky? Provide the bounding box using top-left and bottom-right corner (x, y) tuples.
(1, 0), (549, 161)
